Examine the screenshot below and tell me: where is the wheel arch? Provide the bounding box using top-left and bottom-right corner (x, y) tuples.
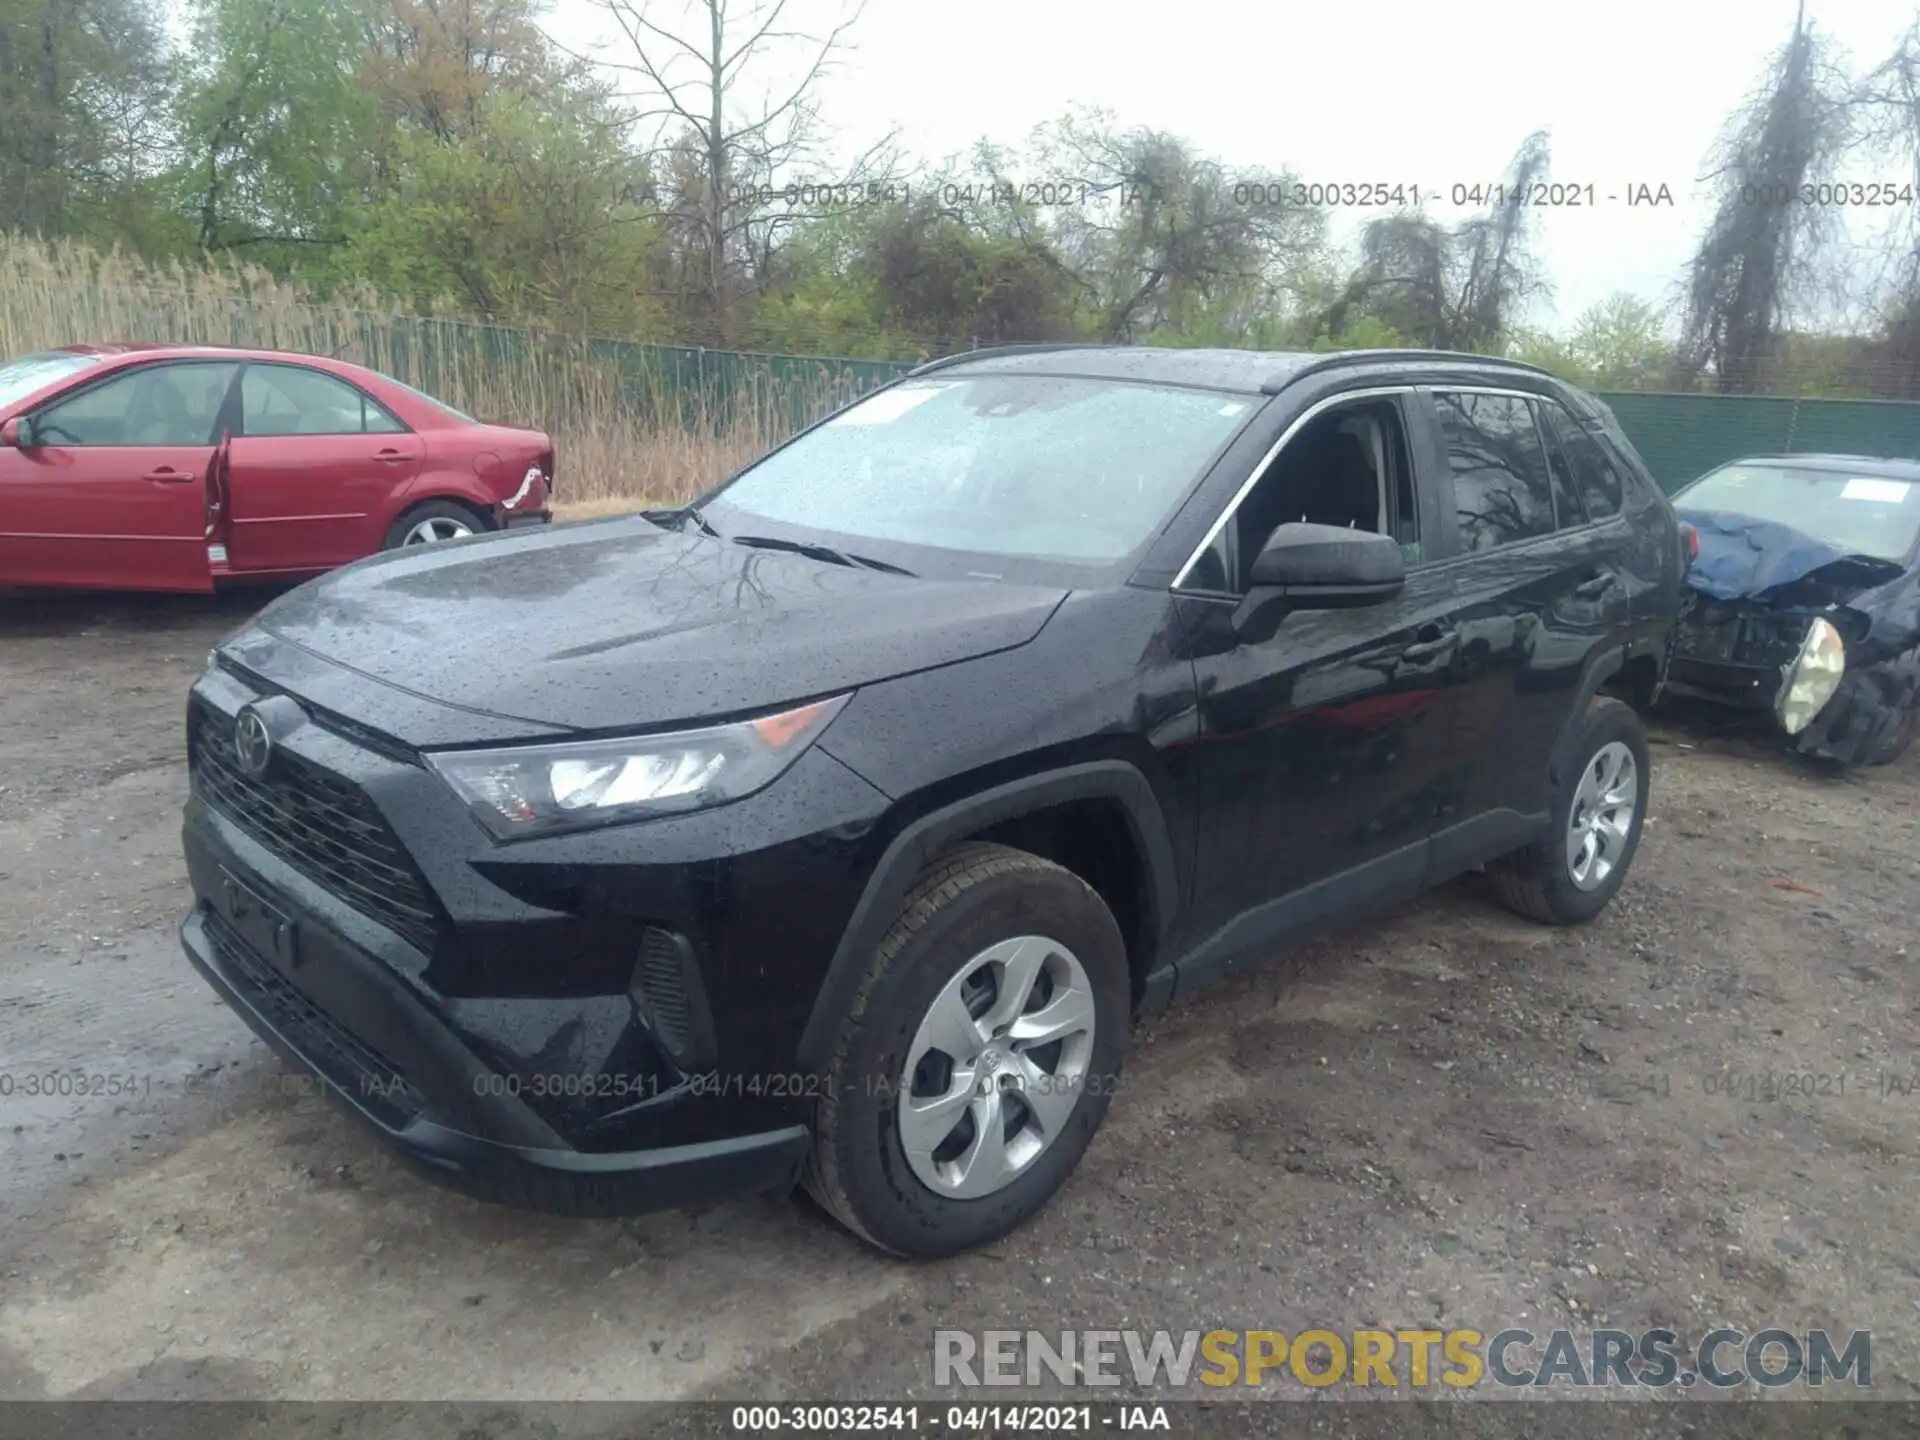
(794, 761), (1179, 1077)
(1563, 637), (1661, 783)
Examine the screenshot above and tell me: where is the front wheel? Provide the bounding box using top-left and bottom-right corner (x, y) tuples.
(803, 843), (1129, 1259)
(1486, 696), (1651, 925)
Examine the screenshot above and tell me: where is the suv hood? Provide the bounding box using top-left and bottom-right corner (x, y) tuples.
(241, 516), (1068, 737)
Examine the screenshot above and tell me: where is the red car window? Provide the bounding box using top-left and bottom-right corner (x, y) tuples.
(241, 363), (408, 437)
(31, 362), (237, 447)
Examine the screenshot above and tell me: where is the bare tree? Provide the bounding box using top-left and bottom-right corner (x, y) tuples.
(1019, 112), (1325, 342)
(1852, 18), (1920, 396)
(1316, 131), (1552, 351)
(1677, 2), (1853, 393)
(570, 0), (888, 333)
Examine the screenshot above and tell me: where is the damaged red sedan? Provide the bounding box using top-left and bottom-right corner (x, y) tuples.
(1669, 453), (1920, 767)
(0, 344), (552, 593)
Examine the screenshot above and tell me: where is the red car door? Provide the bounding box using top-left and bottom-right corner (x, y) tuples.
(0, 361), (235, 592)
(224, 362), (424, 574)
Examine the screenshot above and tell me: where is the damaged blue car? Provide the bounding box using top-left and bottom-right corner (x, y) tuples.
(1666, 454), (1920, 767)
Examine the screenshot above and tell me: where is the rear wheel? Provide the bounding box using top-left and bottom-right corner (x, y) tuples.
(1487, 697), (1651, 925)
(803, 842), (1129, 1259)
(383, 500), (487, 551)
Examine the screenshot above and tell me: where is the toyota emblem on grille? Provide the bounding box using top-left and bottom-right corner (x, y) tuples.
(233, 704), (273, 777)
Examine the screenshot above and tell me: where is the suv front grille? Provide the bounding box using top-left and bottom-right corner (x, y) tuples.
(189, 700), (441, 952)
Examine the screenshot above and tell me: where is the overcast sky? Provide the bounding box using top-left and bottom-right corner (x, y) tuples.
(548, 0), (1920, 335)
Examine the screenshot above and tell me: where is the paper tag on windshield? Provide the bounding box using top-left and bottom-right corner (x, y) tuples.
(1841, 477), (1911, 503)
(829, 385), (948, 426)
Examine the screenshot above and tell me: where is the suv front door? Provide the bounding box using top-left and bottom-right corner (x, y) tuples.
(1170, 386), (1483, 993)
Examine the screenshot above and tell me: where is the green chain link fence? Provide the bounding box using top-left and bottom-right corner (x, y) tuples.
(1596, 391), (1920, 493)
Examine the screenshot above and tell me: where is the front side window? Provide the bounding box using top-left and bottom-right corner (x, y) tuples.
(1184, 394), (1419, 594)
(242, 364), (406, 437)
(1677, 462), (1920, 562)
(31, 362), (238, 447)
(706, 375), (1256, 570)
(1434, 391), (1555, 551)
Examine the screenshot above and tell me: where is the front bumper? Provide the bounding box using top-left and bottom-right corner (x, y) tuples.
(1667, 612), (1916, 765)
(1664, 655), (1781, 711)
(177, 659), (892, 1215)
(181, 905), (808, 1216)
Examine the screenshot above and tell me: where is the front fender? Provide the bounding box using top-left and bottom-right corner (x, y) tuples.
(792, 760), (1180, 1076)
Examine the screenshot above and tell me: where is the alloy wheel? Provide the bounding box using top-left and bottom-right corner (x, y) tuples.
(897, 935), (1097, 1199)
(1565, 740), (1638, 890)
(403, 517), (474, 545)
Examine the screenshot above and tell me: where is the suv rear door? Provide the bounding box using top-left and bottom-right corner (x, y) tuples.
(0, 361), (235, 592)
(1412, 384), (1635, 873)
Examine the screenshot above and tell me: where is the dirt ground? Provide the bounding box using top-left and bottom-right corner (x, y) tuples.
(0, 585), (1915, 1414)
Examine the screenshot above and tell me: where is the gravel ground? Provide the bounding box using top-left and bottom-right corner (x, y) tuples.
(0, 587), (1915, 1419)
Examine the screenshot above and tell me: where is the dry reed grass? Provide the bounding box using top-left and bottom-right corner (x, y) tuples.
(1, 234), (881, 506)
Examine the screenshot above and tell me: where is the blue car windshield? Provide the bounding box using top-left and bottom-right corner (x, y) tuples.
(0, 350), (103, 410)
(705, 375), (1256, 568)
(1680, 462), (1920, 563)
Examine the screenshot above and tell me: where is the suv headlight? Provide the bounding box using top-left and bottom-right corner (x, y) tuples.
(1776, 617), (1845, 735)
(427, 694), (849, 837)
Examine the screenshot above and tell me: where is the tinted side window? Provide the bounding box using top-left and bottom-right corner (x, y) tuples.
(242, 364), (406, 437)
(1433, 392), (1555, 551)
(1542, 401), (1625, 520)
(33, 363), (237, 447)
(1536, 403), (1588, 529)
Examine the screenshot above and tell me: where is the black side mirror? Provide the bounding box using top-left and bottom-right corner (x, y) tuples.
(1232, 522), (1406, 641)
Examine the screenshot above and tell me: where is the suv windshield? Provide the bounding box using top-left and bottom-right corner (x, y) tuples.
(704, 375), (1256, 568)
(0, 350), (103, 410)
(1680, 461), (1920, 562)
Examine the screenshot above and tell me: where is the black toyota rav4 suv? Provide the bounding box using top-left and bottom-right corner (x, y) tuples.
(181, 345), (1686, 1258)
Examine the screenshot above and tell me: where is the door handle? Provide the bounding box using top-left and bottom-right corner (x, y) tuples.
(372, 448), (416, 464)
(1399, 625), (1459, 664)
(145, 466), (194, 483)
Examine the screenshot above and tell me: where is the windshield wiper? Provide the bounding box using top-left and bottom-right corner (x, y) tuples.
(729, 533), (916, 577)
(681, 504), (721, 538)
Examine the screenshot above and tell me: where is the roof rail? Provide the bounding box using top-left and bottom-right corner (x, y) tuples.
(907, 342), (1120, 377)
(1261, 347), (1559, 394)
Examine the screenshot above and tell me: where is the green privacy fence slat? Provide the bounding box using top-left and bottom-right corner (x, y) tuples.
(1594, 391), (1920, 493)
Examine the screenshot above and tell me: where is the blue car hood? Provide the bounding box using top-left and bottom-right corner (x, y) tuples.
(1675, 507), (1903, 601)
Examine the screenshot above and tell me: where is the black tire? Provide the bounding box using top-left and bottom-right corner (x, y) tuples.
(1486, 696), (1651, 925)
(1867, 694), (1918, 766)
(802, 842), (1129, 1259)
(382, 499), (488, 551)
